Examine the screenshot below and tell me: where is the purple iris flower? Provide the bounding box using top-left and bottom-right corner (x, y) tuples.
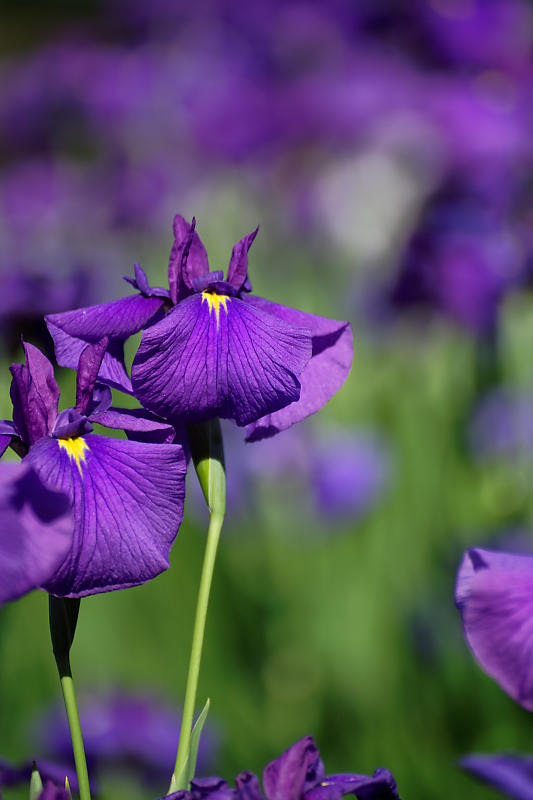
(46, 215), (353, 440)
(456, 547), (533, 710)
(161, 735), (399, 799)
(461, 753), (533, 800)
(35, 689), (217, 785)
(1, 339), (186, 597)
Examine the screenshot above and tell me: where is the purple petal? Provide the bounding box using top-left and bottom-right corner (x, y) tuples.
(0, 462), (72, 607)
(461, 753), (533, 800)
(26, 434), (186, 597)
(90, 407), (176, 444)
(10, 342), (60, 445)
(51, 408), (93, 440)
(456, 548), (533, 709)
(263, 736), (322, 800)
(75, 338), (109, 415)
(0, 434), (12, 458)
(303, 769), (400, 799)
(226, 227), (259, 292)
(243, 298), (353, 442)
(123, 264), (170, 299)
(168, 214), (209, 304)
(46, 294), (165, 393)
(189, 777), (235, 797)
(235, 772), (264, 799)
(132, 294), (312, 426)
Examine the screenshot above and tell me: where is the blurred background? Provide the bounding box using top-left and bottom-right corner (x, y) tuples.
(2, 1), (533, 797)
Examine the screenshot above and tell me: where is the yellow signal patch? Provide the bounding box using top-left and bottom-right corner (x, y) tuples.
(58, 436), (90, 475)
(201, 291), (231, 328)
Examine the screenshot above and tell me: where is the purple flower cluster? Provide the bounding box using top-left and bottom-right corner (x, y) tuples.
(162, 736), (399, 800)
(0, 212), (351, 603)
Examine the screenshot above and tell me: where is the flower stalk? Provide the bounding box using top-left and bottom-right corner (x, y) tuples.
(49, 596), (91, 800)
(169, 419), (226, 793)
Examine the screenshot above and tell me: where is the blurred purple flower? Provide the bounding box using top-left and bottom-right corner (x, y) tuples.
(380, 187), (525, 335)
(0, 757), (80, 795)
(469, 388), (533, 461)
(310, 430), (390, 521)
(461, 753), (533, 800)
(35, 689), (217, 786)
(2, 340), (186, 597)
(456, 547), (533, 710)
(162, 735), (400, 799)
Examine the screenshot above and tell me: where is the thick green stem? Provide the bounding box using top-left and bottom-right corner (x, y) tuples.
(49, 596), (91, 800)
(169, 419), (226, 793)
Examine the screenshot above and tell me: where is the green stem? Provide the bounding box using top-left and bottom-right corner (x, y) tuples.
(58, 667), (91, 800)
(172, 510), (224, 789)
(170, 419), (226, 793)
(49, 596), (91, 800)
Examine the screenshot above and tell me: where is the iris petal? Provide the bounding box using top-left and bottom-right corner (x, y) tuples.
(132, 294), (312, 426)
(456, 548), (533, 709)
(243, 297), (352, 441)
(46, 294), (165, 393)
(27, 434), (186, 597)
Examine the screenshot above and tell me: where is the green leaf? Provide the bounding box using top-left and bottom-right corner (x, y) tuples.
(186, 697), (211, 787)
(168, 698), (211, 794)
(29, 763), (43, 800)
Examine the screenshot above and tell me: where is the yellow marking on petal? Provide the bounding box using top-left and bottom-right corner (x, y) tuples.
(58, 437), (89, 475)
(201, 291), (231, 328)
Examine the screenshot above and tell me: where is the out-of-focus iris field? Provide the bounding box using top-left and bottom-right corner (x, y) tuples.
(2, 2), (533, 798)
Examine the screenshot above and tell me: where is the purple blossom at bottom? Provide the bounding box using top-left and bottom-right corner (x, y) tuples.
(461, 753), (533, 800)
(160, 736), (400, 799)
(456, 547), (533, 710)
(34, 689), (217, 786)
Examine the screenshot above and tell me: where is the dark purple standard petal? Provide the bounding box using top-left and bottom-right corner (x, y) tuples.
(46, 294), (165, 393)
(10, 341), (60, 445)
(456, 548), (533, 709)
(132, 293), (312, 426)
(235, 772), (264, 799)
(75, 337), (109, 415)
(461, 753), (533, 800)
(243, 298), (352, 442)
(226, 227), (259, 293)
(168, 214), (209, 304)
(26, 434), (186, 597)
(0, 462), (72, 607)
(263, 736), (322, 800)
